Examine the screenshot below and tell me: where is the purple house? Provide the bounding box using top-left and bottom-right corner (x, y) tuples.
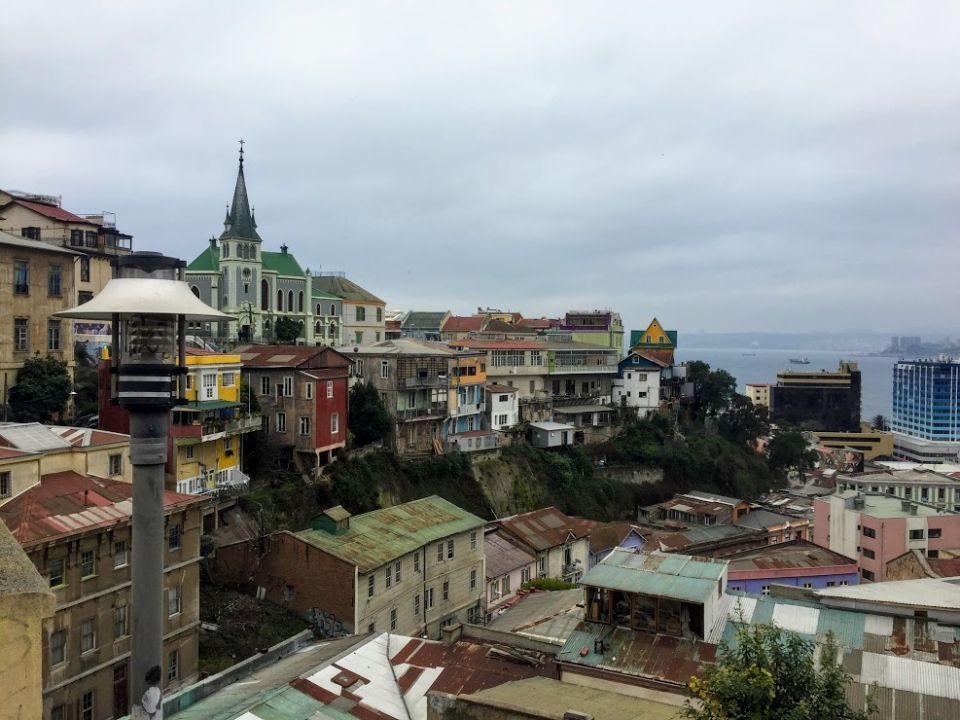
(725, 539), (859, 595)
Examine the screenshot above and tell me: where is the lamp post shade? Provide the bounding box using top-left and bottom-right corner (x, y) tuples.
(53, 277), (230, 321)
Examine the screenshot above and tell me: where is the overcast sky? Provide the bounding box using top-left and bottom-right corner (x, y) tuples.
(3, 2), (959, 336)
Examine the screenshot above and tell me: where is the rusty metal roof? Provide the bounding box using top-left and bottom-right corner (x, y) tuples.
(296, 496), (485, 572)
(497, 506), (589, 552)
(580, 549), (726, 604)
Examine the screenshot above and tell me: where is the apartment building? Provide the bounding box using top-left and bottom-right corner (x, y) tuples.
(497, 507), (591, 583)
(486, 384), (519, 431)
(556, 310), (624, 351)
(0, 472), (207, 719)
(237, 496), (485, 639)
(813, 490), (960, 581)
(611, 351), (667, 418)
(1, 230), (79, 394)
(353, 339), (489, 456)
(312, 273), (386, 346)
(892, 358), (960, 463)
(0, 422), (132, 506)
(98, 349), (260, 494)
(238, 344), (352, 473)
(835, 464), (960, 512)
(770, 361), (862, 432)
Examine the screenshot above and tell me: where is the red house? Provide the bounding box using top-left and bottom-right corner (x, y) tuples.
(236, 344), (352, 475)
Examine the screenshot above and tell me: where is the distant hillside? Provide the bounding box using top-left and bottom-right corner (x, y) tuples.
(680, 332), (891, 352)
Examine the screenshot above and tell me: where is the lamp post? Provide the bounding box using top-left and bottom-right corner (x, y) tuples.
(55, 251), (229, 714)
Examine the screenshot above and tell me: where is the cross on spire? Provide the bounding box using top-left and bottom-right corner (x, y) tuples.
(238, 138), (245, 167)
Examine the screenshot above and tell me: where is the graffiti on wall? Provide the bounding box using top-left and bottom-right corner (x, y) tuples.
(307, 607), (345, 638)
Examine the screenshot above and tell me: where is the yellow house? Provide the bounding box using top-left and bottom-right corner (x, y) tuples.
(169, 349), (260, 494)
(628, 318), (677, 364)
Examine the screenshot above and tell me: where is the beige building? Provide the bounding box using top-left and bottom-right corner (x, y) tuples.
(0, 472), (207, 720)
(497, 507), (592, 583)
(228, 496), (486, 639)
(312, 273), (386, 346)
(1, 520), (56, 719)
(1, 231), (79, 402)
(744, 383), (771, 407)
(0, 423), (132, 506)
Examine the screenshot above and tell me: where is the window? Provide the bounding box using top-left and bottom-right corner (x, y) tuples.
(115, 605), (128, 638)
(14, 318), (28, 352)
(276, 412), (287, 432)
(529, 380), (536, 393)
(354, 359), (363, 377)
(930, 528), (942, 539)
(390, 608), (397, 631)
(222, 372), (235, 387)
(80, 549), (95, 578)
(437, 543), (443, 562)
(13, 259), (28, 294)
(0, 471), (10, 498)
(47, 320), (61, 351)
(305, 382), (314, 400)
(928, 549), (940, 559)
(386, 566), (393, 589)
(168, 522), (182, 551)
(521, 567), (531, 584)
(49, 557), (65, 587)
(447, 540), (454, 559)
(299, 416), (311, 436)
(327, 380), (334, 399)
(81, 691), (94, 720)
(368, 574), (375, 597)
(442, 580), (449, 601)
(802, 582), (813, 589)
(202, 373), (217, 399)
(862, 526), (876, 538)
(414, 551), (421, 573)
(909, 529), (925, 540)
(355, 330), (363, 344)
(168, 585), (182, 616)
(395, 560), (401, 584)
(109, 453), (123, 476)
(185, 445), (194, 460)
(261, 376), (271, 395)
(863, 548), (876, 559)
(367, 622), (375, 633)
(489, 580), (500, 600)
(50, 629), (66, 665)
(298, 291), (304, 313)
(330, 413), (339, 434)
(470, 569), (477, 590)
(376, 307), (383, 322)
(48, 264), (62, 296)
(426, 587), (435, 609)
(380, 360), (389, 379)
(356, 306), (366, 322)
(414, 593), (421, 616)
(470, 531), (477, 550)
(496, 414), (508, 425)
(167, 649), (179, 682)
(761, 585), (771, 596)
(503, 576), (511, 594)
(861, 569), (875, 581)
(81, 618), (97, 653)
(538, 555), (546, 576)
(283, 376), (294, 396)
(79, 255), (90, 283)
(20, 226), (41, 240)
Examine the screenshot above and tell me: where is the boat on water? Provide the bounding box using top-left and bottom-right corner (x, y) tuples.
(789, 357), (811, 365)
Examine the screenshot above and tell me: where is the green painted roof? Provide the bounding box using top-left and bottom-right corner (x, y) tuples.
(579, 549), (725, 604)
(295, 495), (484, 572)
(262, 250), (305, 277)
(311, 287), (341, 300)
(629, 328), (678, 347)
(186, 244), (219, 272)
(179, 400), (241, 412)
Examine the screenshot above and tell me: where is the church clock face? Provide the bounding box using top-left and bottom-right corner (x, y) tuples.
(242, 267), (252, 278)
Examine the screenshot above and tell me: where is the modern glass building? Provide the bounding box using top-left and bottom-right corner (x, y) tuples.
(892, 359), (960, 462)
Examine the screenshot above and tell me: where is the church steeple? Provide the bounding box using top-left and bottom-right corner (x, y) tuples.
(220, 140), (261, 241)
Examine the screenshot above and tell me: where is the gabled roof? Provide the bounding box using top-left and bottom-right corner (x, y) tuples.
(294, 496), (485, 572)
(482, 318), (537, 335)
(618, 351), (670, 369)
(235, 344), (353, 370)
(734, 508), (804, 531)
(261, 250), (304, 277)
(0, 471), (203, 546)
(401, 311), (450, 330)
(311, 274), (384, 304)
(186, 244), (219, 272)
(725, 540), (857, 574)
(485, 529), (537, 578)
(441, 315), (484, 333)
(497, 506), (589, 552)
(0, 197), (95, 225)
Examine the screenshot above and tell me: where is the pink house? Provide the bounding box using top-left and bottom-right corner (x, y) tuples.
(813, 490), (960, 582)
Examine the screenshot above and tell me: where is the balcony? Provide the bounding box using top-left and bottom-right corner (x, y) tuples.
(397, 405), (447, 421)
(225, 414), (262, 434)
(404, 375), (444, 389)
(550, 363), (618, 375)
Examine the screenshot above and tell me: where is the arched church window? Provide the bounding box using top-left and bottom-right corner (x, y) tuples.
(288, 291), (294, 314)
(261, 279), (269, 311)
(277, 289), (284, 312)
(222, 243), (229, 258)
(191, 285), (200, 298)
(298, 291), (304, 313)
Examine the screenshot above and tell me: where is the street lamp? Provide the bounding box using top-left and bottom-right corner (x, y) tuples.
(55, 251), (229, 715)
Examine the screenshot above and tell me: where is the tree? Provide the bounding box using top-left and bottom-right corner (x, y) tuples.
(274, 317), (302, 344)
(717, 394), (770, 447)
(9, 355), (72, 423)
(685, 624), (871, 720)
(348, 382), (392, 447)
(687, 361), (737, 420)
(871, 414), (889, 431)
(766, 429), (817, 481)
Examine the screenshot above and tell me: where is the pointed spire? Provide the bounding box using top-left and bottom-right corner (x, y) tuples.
(220, 141), (261, 241)
(251, 206), (257, 228)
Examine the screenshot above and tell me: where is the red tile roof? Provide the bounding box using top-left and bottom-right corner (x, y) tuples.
(0, 447), (30, 459)
(442, 316), (485, 333)
(0, 471), (204, 546)
(6, 198), (94, 225)
(235, 344), (353, 369)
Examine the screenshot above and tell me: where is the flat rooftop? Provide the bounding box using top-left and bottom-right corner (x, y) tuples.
(832, 490), (960, 518)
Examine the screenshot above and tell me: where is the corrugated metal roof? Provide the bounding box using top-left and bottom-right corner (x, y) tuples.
(296, 496), (484, 572)
(579, 549), (725, 604)
(816, 578), (960, 611)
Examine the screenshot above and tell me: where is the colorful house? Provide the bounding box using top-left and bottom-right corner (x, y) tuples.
(611, 351), (668, 418)
(628, 318), (677, 365)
